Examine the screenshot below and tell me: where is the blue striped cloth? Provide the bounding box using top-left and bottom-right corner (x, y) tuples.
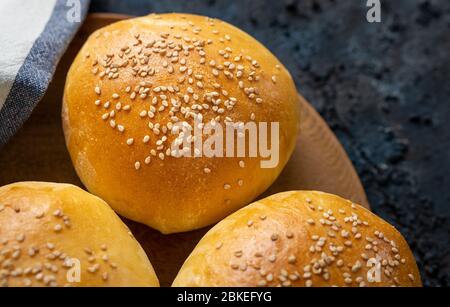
(0, 0), (90, 148)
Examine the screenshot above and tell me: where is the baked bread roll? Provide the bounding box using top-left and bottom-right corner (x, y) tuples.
(0, 182), (159, 287)
(62, 13), (300, 234)
(173, 191), (421, 287)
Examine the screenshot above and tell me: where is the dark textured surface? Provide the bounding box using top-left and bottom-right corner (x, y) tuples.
(90, 0), (450, 286)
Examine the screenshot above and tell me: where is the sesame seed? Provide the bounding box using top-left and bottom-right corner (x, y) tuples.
(126, 138), (134, 145)
(257, 280), (267, 286)
(16, 234), (25, 242)
(352, 261), (362, 272)
(247, 220), (253, 227)
(134, 161), (141, 170)
(268, 254), (277, 262)
(288, 255), (297, 264)
(254, 252), (263, 257)
(87, 264), (100, 273)
(54, 224), (62, 232)
(271, 234), (279, 241)
(94, 86), (101, 95)
(224, 184), (231, 190)
(239, 160), (245, 168)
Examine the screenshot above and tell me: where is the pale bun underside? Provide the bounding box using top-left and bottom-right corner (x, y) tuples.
(63, 13), (300, 234)
(173, 191), (421, 287)
(0, 182), (159, 287)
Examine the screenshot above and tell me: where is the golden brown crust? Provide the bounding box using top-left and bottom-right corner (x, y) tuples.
(172, 191), (421, 287)
(62, 13), (300, 234)
(0, 182), (159, 287)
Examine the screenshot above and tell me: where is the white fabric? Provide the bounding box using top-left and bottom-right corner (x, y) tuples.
(0, 0), (57, 111)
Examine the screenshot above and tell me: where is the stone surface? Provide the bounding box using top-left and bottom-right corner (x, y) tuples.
(90, 0), (450, 286)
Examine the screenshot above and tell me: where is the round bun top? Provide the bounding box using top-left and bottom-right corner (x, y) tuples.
(173, 191), (421, 287)
(63, 13), (299, 233)
(0, 182), (159, 287)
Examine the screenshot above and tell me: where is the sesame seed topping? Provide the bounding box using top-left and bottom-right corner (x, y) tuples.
(257, 280), (267, 286)
(134, 161), (141, 170)
(288, 255), (297, 264)
(268, 254), (277, 262)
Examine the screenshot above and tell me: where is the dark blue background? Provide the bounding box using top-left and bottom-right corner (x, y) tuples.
(90, 0), (450, 286)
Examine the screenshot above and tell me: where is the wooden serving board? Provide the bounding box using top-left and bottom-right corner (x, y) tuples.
(0, 14), (368, 286)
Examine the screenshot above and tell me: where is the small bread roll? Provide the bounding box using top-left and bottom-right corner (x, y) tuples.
(173, 191), (421, 287)
(62, 13), (299, 234)
(0, 182), (159, 287)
